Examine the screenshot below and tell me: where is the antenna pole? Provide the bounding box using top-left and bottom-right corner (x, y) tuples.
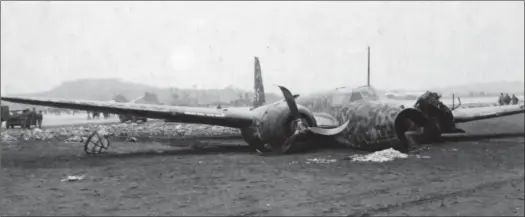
(367, 46), (370, 87)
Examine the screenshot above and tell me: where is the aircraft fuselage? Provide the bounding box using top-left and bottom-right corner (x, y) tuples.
(249, 90), (430, 152)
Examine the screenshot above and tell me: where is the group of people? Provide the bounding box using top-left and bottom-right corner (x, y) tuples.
(23, 108), (44, 129)
(498, 93), (520, 105)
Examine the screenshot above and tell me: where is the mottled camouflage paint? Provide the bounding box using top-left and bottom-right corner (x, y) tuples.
(244, 87), (414, 152)
(253, 57), (266, 108)
(294, 94), (407, 150)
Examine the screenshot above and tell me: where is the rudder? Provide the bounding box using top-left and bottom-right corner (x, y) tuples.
(253, 56), (266, 108)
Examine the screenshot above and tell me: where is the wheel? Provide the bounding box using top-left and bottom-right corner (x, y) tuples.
(84, 130), (111, 155)
(241, 128), (272, 153)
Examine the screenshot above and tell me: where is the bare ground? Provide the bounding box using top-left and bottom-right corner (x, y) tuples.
(1, 114), (524, 216)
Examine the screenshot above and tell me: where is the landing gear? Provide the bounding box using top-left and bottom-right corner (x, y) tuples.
(84, 130), (111, 155)
(241, 128), (273, 153)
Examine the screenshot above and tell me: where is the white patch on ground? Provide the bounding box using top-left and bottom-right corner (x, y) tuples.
(61, 175), (86, 182)
(306, 158), (337, 164)
(415, 155), (431, 159)
(349, 148), (409, 163)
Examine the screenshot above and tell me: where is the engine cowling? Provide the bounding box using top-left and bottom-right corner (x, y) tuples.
(241, 102), (317, 153)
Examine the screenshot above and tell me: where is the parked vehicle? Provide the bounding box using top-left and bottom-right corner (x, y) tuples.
(5, 109), (36, 129)
(1, 105), (9, 123)
(118, 114), (147, 123)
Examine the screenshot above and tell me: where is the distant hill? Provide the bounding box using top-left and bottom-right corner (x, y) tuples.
(1, 78), (282, 110)
(2, 79), (523, 110)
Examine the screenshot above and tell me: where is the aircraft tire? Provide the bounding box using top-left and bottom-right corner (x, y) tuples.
(84, 130), (111, 155)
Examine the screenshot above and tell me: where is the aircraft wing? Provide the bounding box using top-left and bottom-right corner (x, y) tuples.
(453, 104), (525, 123)
(0, 96), (255, 128)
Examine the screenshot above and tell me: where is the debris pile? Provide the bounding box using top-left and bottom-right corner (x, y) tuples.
(1, 122), (241, 143)
(1, 131), (18, 142)
(348, 148), (408, 163)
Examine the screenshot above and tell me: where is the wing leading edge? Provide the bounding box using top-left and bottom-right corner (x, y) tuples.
(453, 104), (525, 123)
(1, 96), (255, 128)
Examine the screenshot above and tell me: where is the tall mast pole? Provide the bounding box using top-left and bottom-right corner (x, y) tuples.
(367, 46), (371, 87)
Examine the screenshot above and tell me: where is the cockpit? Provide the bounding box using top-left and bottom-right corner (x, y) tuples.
(330, 85), (380, 106)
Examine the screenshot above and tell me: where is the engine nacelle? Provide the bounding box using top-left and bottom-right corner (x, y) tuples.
(413, 91), (458, 134)
(241, 102), (317, 153)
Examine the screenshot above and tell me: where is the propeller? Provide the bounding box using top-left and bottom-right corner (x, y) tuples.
(275, 85), (349, 153)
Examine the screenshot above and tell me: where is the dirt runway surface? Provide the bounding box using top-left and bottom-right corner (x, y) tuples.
(1, 115), (524, 216)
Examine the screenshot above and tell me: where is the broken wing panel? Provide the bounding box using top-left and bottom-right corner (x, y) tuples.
(1, 96), (255, 128)
(453, 104), (525, 123)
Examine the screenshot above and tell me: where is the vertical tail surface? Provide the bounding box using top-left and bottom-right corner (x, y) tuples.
(253, 56), (266, 108)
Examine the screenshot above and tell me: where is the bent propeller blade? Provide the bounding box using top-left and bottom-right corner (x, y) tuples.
(277, 85), (301, 120)
(308, 120), (350, 136)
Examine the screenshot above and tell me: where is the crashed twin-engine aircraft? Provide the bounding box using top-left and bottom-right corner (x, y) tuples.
(2, 57), (524, 154)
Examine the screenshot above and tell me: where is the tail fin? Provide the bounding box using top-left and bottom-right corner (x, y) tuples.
(253, 56), (266, 108)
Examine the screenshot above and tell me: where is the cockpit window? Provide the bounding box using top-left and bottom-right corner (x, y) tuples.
(354, 86), (379, 100)
(330, 86), (380, 105)
(331, 93), (350, 106)
(349, 91), (363, 102)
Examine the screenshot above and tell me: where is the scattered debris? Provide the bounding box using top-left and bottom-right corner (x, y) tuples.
(126, 137), (138, 142)
(1, 131), (18, 142)
(64, 136), (86, 143)
(347, 148), (408, 163)
(306, 158), (337, 164)
(415, 155), (431, 159)
(61, 175), (86, 182)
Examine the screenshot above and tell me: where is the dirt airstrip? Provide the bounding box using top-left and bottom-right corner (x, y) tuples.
(1, 114), (524, 216)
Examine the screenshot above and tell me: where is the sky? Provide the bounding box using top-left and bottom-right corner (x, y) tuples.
(1, 1), (524, 95)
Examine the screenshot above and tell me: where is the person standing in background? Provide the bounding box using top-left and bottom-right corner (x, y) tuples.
(27, 108), (37, 129)
(511, 94), (519, 105)
(504, 93), (512, 105)
(36, 111), (43, 128)
(498, 93), (505, 105)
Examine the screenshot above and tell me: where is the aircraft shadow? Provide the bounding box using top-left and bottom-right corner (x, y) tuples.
(97, 144), (255, 159)
(438, 132), (524, 143)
